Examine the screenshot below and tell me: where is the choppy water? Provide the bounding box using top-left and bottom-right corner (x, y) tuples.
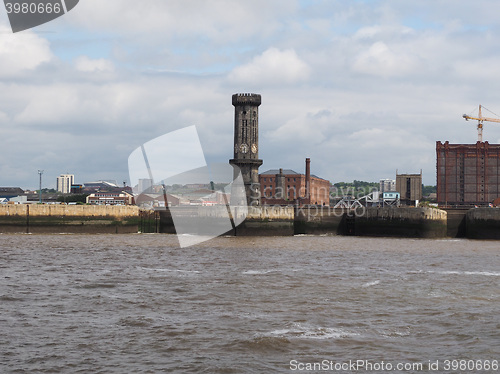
(1, 234), (499, 373)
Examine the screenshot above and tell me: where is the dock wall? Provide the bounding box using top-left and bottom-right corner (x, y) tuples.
(234, 206), (295, 236)
(0, 205), (140, 233)
(466, 208), (500, 239)
(294, 206), (448, 238)
(158, 206), (295, 236)
(294, 207), (351, 235)
(2, 204), (499, 239)
(354, 207), (448, 238)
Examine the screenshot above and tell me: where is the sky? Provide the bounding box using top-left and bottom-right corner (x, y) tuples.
(2, 0), (500, 189)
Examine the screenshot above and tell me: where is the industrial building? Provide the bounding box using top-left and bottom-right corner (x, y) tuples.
(436, 141), (500, 206)
(396, 172), (422, 205)
(379, 179), (396, 193)
(259, 158), (330, 206)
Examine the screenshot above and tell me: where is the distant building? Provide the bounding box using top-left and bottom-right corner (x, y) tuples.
(70, 184), (83, 194)
(56, 174), (74, 194)
(135, 193), (183, 208)
(137, 179), (153, 194)
(0, 187), (24, 199)
(396, 172), (422, 205)
(436, 141), (500, 206)
(379, 179), (396, 193)
(0, 187), (26, 203)
(86, 191), (134, 205)
(83, 181), (120, 193)
(259, 158), (330, 206)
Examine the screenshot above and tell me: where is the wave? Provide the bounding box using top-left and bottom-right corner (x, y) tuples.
(263, 323), (360, 340)
(138, 266), (200, 274)
(242, 270), (274, 275)
(362, 280), (380, 287)
(433, 270), (500, 277)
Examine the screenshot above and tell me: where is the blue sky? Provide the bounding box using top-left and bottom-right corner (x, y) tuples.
(2, 0), (500, 189)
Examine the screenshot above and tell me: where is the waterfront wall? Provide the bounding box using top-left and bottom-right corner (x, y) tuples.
(294, 206), (448, 238)
(0, 205), (140, 233)
(354, 207), (447, 238)
(157, 206), (449, 238)
(3, 204), (498, 239)
(235, 206), (294, 236)
(158, 206), (295, 236)
(466, 208), (500, 239)
(294, 207), (351, 235)
(442, 208), (468, 238)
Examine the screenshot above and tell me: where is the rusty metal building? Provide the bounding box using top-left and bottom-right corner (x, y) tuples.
(436, 141), (500, 206)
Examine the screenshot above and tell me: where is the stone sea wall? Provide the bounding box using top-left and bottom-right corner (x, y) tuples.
(0, 205), (140, 233)
(466, 208), (500, 239)
(354, 207), (448, 238)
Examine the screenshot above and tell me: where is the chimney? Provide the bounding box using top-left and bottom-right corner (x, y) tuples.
(305, 158), (311, 203)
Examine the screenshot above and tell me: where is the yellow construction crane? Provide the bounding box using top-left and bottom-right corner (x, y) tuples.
(463, 104), (500, 142)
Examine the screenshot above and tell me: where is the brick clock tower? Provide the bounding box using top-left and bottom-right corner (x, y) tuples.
(229, 93), (263, 206)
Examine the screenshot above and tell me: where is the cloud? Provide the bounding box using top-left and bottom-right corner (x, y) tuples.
(5, 1), (500, 188)
(65, 0), (292, 42)
(74, 56), (114, 72)
(228, 47), (310, 85)
(352, 41), (421, 77)
(0, 24), (54, 77)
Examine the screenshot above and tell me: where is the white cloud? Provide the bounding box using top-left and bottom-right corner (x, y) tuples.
(74, 56), (114, 73)
(65, 0), (292, 42)
(352, 41), (420, 77)
(228, 48), (310, 85)
(0, 24), (54, 77)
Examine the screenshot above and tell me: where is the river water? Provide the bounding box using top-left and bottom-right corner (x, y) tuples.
(0, 234), (499, 373)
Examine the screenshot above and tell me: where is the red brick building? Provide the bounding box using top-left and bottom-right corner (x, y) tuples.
(259, 158), (330, 206)
(437, 141), (500, 206)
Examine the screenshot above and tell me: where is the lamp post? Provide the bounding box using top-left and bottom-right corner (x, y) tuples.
(38, 170), (43, 203)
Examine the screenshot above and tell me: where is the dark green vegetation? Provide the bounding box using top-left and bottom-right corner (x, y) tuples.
(332, 181), (378, 197)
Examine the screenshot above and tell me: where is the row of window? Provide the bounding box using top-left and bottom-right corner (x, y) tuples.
(262, 177), (298, 182)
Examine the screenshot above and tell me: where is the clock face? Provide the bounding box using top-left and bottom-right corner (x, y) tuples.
(240, 143), (249, 154)
(251, 144), (257, 154)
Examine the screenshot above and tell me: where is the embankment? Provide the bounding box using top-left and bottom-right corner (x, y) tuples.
(354, 207), (448, 238)
(466, 208), (500, 239)
(158, 206), (295, 236)
(294, 206), (448, 238)
(0, 205), (140, 233)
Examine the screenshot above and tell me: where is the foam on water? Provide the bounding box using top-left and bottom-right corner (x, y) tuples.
(362, 280), (381, 287)
(242, 270), (274, 275)
(265, 323), (361, 340)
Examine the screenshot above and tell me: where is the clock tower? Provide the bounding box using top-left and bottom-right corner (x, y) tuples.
(229, 93), (263, 206)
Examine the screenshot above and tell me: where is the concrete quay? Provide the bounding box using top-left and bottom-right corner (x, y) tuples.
(466, 208), (500, 239)
(158, 205), (451, 238)
(2, 204), (500, 239)
(295, 206), (448, 238)
(0, 205), (140, 233)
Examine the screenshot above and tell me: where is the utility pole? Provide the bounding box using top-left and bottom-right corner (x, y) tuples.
(38, 170), (43, 203)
